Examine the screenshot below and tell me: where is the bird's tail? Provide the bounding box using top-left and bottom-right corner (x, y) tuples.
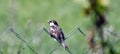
(61, 42), (73, 54)
(61, 42), (68, 49)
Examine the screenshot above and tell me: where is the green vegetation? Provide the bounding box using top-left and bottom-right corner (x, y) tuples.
(0, 0), (120, 54)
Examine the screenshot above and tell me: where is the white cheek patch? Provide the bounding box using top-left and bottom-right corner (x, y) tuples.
(50, 23), (54, 26)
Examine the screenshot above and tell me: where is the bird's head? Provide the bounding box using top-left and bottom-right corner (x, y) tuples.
(48, 20), (58, 26)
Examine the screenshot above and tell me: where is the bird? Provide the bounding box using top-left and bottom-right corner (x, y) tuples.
(47, 20), (68, 49)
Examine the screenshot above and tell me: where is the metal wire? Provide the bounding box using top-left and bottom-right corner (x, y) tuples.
(10, 28), (38, 54)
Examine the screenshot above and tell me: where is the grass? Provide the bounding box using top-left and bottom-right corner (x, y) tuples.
(0, 0), (120, 54)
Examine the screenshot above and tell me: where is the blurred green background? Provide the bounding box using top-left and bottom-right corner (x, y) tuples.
(0, 0), (120, 54)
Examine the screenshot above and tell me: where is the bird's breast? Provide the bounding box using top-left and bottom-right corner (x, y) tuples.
(50, 29), (59, 38)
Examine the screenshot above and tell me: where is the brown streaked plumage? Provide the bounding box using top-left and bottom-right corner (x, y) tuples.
(48, 20), (68, 49)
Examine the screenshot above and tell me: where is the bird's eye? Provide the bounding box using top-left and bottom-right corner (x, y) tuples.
(50, 21), (52, 23)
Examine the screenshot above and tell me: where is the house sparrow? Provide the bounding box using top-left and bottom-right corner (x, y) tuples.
(48, 20), (68, 49)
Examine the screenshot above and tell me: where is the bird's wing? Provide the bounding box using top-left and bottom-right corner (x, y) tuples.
(58, 27), (65, 40)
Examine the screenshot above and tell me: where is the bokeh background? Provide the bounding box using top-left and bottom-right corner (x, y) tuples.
(0, 0), (120, 54)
